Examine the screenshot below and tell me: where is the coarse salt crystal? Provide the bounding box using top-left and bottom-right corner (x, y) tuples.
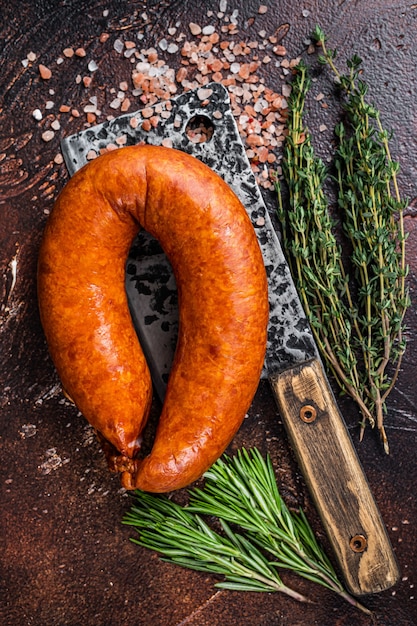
(230, 62), (240, 74)
(197, 87), (213, 100)
(88, 60), (98, 72)
(219, 0), (227, 11)
(114, 39), (124, 53)
(141, 107), (154, 118)
(109, 98), (121, 109)
(86, 149), (98, 160)
(202, 25), (215, 35)
(189, 22), (201, 36)
(167, 43), (179, 54)
(32, 109), (42, 121)
(42, 130), (55, 142)
(159, 38), (168, 51)
(51, 119), (60, 130)
(258, 5), (268, 13)
(39, 64), (52, 80)
(136, 61), (150, 73)
(121, 98), (131, 112)
(273, 45), (286, 56)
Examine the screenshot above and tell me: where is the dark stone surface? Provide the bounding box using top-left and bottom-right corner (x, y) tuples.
(1, 1), (416, 624)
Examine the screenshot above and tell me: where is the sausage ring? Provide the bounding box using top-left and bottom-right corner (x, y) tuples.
(37, 145), (269, 492)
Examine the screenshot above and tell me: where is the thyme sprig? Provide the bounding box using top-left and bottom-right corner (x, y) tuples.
(276, 29), (410, 452)
(275, 59), (372, 430)
(123, 448), (371, 615)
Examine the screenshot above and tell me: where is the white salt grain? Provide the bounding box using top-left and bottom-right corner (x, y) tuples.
(113, 39), (124, 53)
(42, 130), (55, 142)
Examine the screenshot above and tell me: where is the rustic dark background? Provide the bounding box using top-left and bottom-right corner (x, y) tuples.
(1, 1), (416, 625)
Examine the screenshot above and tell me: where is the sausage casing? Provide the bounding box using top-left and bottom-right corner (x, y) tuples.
(38, 145), (269, 492)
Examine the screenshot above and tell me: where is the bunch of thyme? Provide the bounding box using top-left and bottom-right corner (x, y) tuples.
(275, 59), (372, 438)
(276, 29), (410, 452)
(123, 448), (370, 614)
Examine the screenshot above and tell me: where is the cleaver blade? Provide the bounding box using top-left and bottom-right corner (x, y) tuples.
(61, 82), (399, 596)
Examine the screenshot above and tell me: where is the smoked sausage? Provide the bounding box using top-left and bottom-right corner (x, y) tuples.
(37, 145), (269, 492)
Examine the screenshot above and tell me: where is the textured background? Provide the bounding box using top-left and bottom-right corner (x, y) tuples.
(1, 1), (416, 624)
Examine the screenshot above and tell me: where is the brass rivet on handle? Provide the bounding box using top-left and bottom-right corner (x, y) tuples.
(299, 404), (317, 423)
(350, 534), (368, 553)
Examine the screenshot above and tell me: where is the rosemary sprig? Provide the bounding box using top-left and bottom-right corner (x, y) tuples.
(123, 489), (309, 602)
(123, 448), (371, 615)
(276, 29), (410, 451)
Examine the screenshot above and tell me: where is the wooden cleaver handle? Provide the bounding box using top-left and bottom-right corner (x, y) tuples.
(270, 357), (399, 596)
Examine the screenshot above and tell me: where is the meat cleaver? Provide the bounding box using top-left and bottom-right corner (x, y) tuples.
(61, 82), (399, 596)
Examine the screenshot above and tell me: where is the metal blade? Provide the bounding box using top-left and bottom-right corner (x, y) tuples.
(61, 82), (318, 400)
